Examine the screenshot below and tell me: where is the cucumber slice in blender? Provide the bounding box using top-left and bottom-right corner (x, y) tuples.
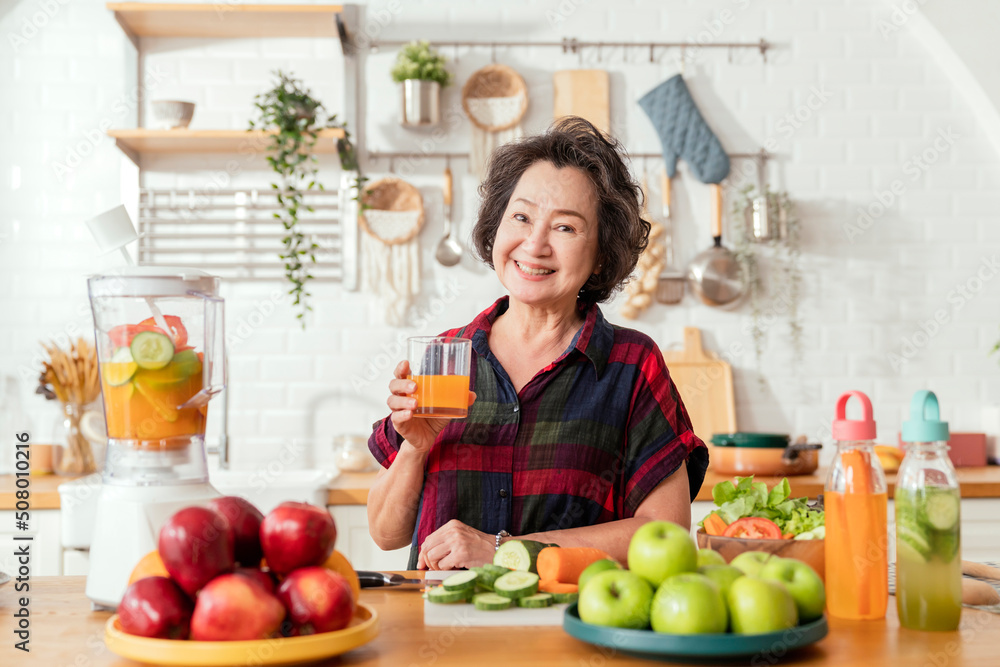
(922, 492), (960, 531)
(130, 331), (175, 370)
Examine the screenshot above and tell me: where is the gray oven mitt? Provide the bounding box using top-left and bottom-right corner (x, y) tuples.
(638, 74), (730, 184)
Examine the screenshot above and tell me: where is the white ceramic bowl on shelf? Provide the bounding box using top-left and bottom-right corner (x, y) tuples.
(150, 100), (195, 129)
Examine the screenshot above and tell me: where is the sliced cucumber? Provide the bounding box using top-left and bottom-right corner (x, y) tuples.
(130, 331), (175, 370)
(493, 571), (539, 599)
(473, 593), (512, 611)
(922, 492), (960, 531)
(483, 564), (511, 576)
(897, 522), (932, 559)
(442, 571), (478, 592)
(493, 539), (548, 573)
(425, 585), (471, 604)
(516, 593), (553, 608)
(550, 591), (579, 604)
(471, 566), (501, 591)
(933, 531), (960, 562)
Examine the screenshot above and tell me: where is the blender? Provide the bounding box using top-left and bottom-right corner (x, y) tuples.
(84, 206), (226, 608)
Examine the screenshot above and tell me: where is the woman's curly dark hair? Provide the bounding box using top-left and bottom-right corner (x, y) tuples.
(471, 116), (651, 304)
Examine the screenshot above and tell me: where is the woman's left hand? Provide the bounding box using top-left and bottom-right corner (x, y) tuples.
(416, 520), (495, 570)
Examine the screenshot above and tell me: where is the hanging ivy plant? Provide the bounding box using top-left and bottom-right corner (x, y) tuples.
(731, 186), (804, 380)
(249, 70), (360, 326)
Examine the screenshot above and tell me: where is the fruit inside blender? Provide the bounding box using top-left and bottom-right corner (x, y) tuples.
(100, 315), (206, 447)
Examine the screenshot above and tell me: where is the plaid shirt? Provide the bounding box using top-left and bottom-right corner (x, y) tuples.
(369, 297), (708, 569)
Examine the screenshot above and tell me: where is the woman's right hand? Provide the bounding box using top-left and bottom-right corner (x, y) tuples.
(387, 360), (474, 454)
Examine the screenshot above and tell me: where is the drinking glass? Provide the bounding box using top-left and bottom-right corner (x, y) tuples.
(407, 337), (472, 418)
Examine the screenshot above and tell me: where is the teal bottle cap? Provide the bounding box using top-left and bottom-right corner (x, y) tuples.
(901, 390), (949, 443)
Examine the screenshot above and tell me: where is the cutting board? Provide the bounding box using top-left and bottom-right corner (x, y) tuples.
(423, 571), (569, 626)
(553, 70), (610, 135)
(662, 327), (736, 460)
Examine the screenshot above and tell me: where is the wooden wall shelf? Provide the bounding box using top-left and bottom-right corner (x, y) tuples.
(107, 3), (343, 38)
(107, 128), (346, 164)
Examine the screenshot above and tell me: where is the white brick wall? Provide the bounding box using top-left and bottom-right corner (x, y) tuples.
(1, 0), (999, 473)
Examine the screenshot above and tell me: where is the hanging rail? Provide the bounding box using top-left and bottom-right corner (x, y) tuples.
(365, 149), (770, 163)
(370, 38), (770, 62)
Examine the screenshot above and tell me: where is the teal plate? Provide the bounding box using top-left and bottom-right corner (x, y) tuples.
(563, 603), (828, 662)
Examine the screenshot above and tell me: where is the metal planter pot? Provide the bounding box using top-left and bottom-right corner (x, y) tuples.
(400, 79), (441, 127)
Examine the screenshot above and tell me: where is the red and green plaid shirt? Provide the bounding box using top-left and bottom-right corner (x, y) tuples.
(369, 296), (708, 568)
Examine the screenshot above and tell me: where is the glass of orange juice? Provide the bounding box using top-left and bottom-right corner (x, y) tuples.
(407, 336), (472, 419)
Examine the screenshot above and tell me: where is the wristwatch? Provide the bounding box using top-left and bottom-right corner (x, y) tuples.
(495, 530), (511, 551)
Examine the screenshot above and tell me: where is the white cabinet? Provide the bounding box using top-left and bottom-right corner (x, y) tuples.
(328, 505), (410, 571)
(0, 510), (62, 576)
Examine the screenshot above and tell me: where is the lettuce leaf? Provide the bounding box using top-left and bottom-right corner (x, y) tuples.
(699, 475), (825, 536)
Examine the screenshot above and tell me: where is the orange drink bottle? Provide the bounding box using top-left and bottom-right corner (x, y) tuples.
(407, 336), (472, 419)
(896, 390), (962, 631)
(824, 390), (888, 620)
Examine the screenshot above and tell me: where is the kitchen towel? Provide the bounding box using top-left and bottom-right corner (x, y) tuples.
(638, 74), (730, 184)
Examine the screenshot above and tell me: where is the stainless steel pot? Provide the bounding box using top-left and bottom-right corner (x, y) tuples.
(401, 79), (441, 127)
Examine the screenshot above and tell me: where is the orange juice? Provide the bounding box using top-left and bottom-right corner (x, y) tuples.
(409, 374), (469, 418)
(824, 490), (888, 620)
(101, 352), (205, 447)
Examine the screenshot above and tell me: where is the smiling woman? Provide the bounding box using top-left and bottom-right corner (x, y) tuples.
(367, 117), (709, 571)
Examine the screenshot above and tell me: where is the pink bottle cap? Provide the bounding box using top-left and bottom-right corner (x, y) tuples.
(832, 390), (877, 441)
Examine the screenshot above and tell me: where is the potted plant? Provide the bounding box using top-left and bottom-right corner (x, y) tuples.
(391, 40), (451, 127)
(731, 186), (803, 379)
(249, 71), (359, 326)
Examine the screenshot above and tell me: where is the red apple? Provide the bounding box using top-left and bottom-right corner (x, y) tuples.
(277, 567), (355, 634)
(158, 506), (235, 596)
(259, 502), (336, 574)
(208, 496), (264, 566)
(235, 567), (277, 595)
(118, 576), (193, 639)
(190, 574), (286, 641)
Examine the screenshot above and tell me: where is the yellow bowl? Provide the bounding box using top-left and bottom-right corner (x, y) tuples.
(696, 530), (825, 583)
(104, 602), (378, 666)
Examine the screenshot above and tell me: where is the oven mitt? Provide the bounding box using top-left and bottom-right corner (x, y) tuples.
(638, 74), (730, 184)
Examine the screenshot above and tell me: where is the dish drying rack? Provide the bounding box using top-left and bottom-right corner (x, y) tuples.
(136, 174), (359, 289)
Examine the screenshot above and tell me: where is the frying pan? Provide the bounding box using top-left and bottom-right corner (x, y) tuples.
(687, 184), (744, 307)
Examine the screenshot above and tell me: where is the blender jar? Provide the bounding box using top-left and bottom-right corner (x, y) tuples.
(88, 267), (225, 486)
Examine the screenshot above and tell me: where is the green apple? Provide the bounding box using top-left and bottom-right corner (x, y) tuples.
(627, 521), (697, 587)
(759, 557), (826, 622)
(697, 564), (744, 599)
(729, 550), (773, 577)
(578, 559), (622, 591)
(578, 570), (653, 629)
(727, 576), (799, 635)
(650, 573), (727, 635)
(696, 548), (726, 568)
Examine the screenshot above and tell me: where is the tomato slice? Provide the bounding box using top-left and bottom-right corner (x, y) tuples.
(140, 315), (188, 348)
(722, 517), (782, 540)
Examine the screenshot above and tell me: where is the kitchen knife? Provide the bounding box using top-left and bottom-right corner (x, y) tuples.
(357, 570), (442, 590)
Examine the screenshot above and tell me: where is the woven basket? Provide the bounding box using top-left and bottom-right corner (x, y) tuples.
(359, 177), (425, 246)
(461, 64), (529, 132)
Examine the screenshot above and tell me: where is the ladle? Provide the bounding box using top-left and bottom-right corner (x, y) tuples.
(435, 166), (463, 267)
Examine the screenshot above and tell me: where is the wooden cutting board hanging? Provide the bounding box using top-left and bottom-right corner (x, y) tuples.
(662, 327), (736, 464)
(553, 69), (610, 134)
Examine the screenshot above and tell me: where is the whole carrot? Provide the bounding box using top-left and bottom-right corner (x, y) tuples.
(536, 547), (612, 585)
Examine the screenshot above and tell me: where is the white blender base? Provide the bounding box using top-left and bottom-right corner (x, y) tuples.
(85, 482), (221, 609)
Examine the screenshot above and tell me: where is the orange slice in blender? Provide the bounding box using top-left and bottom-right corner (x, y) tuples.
(133, 377), (181, 423)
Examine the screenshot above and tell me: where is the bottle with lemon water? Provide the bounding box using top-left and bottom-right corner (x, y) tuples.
(896, 390), (962, 631)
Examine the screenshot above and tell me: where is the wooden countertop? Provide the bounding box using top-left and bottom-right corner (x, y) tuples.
(694, 466), (1000, 502)
(5, 466), (1000, 510)
(3, 575), (999, 666)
